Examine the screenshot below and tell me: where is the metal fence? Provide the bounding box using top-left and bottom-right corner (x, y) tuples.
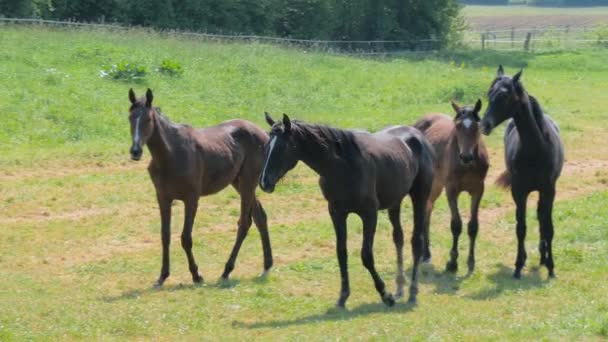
(1, 17), (607, 55)
(467, 26), (608, 52)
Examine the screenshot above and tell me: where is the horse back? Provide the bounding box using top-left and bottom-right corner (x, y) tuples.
(188, 119), (268, 195)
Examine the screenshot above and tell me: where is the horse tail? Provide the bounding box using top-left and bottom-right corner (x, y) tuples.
(495, 170), (512, 189)
(404, 128), (436, 189)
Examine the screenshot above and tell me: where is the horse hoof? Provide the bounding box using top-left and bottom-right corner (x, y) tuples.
(382, 293), (395, 307)
(192, 274), (204, 284)
(153, 281), (163, 288)
(335, 299), (347, 308)
(445, 261), (458, 273)
(259, 269), (270, 278)
(548, 271), (556, 278)
(513, 271), (521, 279)
(422, 255), (432, 264)
(394, 289), (404, 300)
(407, 295), (417, 305)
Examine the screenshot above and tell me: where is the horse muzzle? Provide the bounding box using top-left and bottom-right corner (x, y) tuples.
(130, 145), (143, 161)
(259, 179), (276, 193)
(481, 119), (493, 136)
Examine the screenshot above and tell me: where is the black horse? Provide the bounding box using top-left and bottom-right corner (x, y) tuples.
(481, 66), (564, 279)
(259, 113), (434, 307)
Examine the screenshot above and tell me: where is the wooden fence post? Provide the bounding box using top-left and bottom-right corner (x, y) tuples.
(524, 32), (531, 52)
(481, 33), (485, 50)
(511, 27), (515, 49)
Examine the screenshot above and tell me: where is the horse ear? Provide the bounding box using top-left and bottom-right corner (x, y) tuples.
(145, 88), (154, 107)
(264, 112), (275, 126)
(129, 88), (136, 104)
(497, 65), (504, 77)
(282, 113), (292, 132)
(451, 100), (462, 115)
(474, 99), (482, 113)
(512, 69), (523, 84)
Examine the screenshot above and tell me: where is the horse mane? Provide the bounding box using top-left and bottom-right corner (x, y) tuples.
(290, 121), (361, 157)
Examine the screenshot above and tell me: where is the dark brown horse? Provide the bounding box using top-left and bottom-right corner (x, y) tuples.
(259, 113), (434, 307)
(414, 100), (489, 273)
(481, 66), (564, 279)
(127, 88), (273, 286)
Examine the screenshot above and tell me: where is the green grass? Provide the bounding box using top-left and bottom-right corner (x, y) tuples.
(1, 25), (608, 340)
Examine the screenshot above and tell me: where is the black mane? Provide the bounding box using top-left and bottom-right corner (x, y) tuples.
(291, 120), (361, 158)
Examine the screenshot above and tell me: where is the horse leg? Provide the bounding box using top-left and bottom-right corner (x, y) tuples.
(182, 197), (203, 284)
(388, 204), (405, 299)
(408, 185), (429, 304)
(155, 195), (172, 287)
(467, 186), (483, 273)
(221, 189), (254, 280)
(329, 207), (350, 307)
(513, 190), (529, 279)
(422, 183), (442, 263)
(445, 188), (462, 273)
(252, 198), (273, 276)
(359, 208), (394, 306)
(538, 187), (556, 278)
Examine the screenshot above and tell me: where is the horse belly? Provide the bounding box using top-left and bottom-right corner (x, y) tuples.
(376, 162), (414, 209)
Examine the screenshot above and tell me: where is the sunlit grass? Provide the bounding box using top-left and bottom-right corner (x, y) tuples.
(1, 25), (608, 340)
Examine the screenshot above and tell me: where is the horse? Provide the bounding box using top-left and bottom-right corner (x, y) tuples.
(480, 66), (564, 279)
(259, 113), (434, 307)
(127, 88), (273, 287)
(414, 99), (489, 274)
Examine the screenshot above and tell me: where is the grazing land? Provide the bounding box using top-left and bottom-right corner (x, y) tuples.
(463, 5), (608, 29)
(1, 25), (608, 340)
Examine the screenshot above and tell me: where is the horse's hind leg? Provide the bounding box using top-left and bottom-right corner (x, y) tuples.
(538, 187), (556, 277)
(467, 185), (483, 273)
(388, 204), (405, 299)
(221, 184), (254, 280)
(408, 185), (429, 304)
(359, 207), (394, 306)
(445, 188), (462, 273)
(182, 197), (203, 284)
(513, 190), (529, 279)
(423, 182), (443, 263)
(252, 198), (273, 276)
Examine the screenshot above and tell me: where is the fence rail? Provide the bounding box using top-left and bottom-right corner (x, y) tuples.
(1, 17), (607, 54)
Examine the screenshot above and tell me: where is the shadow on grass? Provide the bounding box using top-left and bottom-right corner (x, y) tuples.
(100, 274), (273, 302)
(466, 263), (550, 300)
(349, 49), (537, 69)
(236, 300), (416, 330)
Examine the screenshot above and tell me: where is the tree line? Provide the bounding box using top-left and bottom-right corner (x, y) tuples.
(1, 0), (463, 48)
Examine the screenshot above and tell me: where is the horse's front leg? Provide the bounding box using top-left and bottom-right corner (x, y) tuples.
(182, 197), (203, 284)
(467, 185), (484, 273)
(329, 206), (350, 308)
(445, 188), (462, 273)
(538, 187), (556, 278)
(359, 208), (394, 307)
(513, 190), (529, 279)
(155, 195), (172, 287)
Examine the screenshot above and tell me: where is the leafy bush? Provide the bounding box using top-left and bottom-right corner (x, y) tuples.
(157, 59), (184, 77)
(100, 60), (147, 81)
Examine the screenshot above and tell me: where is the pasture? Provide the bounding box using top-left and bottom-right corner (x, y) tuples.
(464, 5), (608, 29)
(1, 25), (608, 340)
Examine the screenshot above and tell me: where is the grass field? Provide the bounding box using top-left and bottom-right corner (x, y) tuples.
(463, 5), (608, 30)
(1, 25), (608, 340)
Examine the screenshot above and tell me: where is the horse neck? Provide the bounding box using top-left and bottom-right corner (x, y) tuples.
(146, 111), (175, 162)
(512, 93), (546, 149)
(295, 129), (342, 177)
